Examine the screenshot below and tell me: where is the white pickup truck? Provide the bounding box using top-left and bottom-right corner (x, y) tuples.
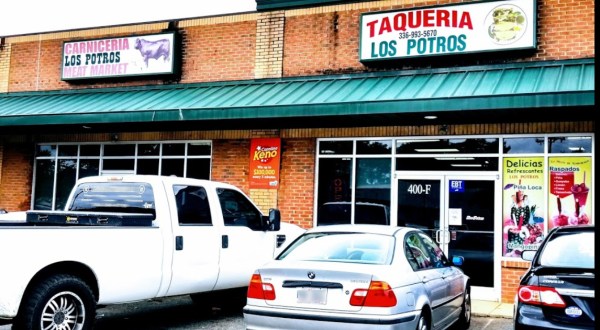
(0, 175), (305, 330)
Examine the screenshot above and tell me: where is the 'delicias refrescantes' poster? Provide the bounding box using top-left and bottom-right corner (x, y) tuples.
(503, 157), (545, 258)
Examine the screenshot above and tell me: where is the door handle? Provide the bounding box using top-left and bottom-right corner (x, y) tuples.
(435, 230), (441, 244)
(175, 236), (183, 250)
(222, 235), (229, 249)
(276, 234), (286, 248)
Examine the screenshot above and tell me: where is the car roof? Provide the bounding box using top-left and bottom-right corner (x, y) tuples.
(304, 224), (412, 236)
(550, 224), (595, 234)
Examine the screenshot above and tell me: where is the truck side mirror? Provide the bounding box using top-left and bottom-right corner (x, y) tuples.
(268, 208), (281, 231)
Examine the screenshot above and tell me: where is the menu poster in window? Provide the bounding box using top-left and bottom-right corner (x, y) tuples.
(502, 157), (545, 258)
(249, 138), (281, 189)
(548, 157), (592, 229)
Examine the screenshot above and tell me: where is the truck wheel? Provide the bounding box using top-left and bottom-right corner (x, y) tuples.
(13, 274), (96, 330)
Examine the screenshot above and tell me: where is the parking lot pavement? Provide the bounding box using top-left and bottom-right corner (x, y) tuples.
(0, 297), (514, 330)
(472, 299), (514, 319)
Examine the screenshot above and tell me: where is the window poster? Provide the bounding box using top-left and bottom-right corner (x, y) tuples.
(249, 138), (281, 189)
(548, 157), (592, 229)
(502, 157), (545, 257)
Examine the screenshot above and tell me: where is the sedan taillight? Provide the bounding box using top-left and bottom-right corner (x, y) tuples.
(517, 285), (566, 307)
(247, 273), (276, 300)
(350, 281), (397, 307)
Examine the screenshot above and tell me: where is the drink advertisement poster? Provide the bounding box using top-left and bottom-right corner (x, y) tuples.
(502, 157), (545, 258)
(548, 157), (592, 229)
(249, 138), (281, 189)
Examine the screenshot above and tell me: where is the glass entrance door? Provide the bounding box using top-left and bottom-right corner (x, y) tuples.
(393, 173), (500, 301)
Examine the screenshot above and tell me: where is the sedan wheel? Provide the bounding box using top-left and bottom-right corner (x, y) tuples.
(416, 313), (429, 330)
(456, 287), (471, 329)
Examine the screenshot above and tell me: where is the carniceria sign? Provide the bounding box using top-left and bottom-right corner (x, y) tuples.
(359, 0), (536, 61)
(61, 32), (177, 80)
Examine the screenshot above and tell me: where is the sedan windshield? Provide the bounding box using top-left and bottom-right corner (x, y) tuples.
(538, 231), (594, 268)
(277, 232), (394, 264)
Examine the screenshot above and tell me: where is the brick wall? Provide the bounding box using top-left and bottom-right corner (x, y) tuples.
(210, 139), (251, 192)
(0, 42), (10, 93)
(3, 0), (594, 92)
(180, 21), (256, 83)
(282, 0), (595, 77)
(501, 260), (531, 303)
(255, 11), (285, 79)
(0, 143), (33, 211)
(278, 139), (315, 229)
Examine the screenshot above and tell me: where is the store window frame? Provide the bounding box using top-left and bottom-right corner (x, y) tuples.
(32, 140), (212, 211)
(315, 134), (594, 233)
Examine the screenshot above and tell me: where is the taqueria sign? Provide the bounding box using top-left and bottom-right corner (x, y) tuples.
(359, 0), (536, 61)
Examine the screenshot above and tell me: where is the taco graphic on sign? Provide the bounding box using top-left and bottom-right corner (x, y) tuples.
(487, 5), (527, 44)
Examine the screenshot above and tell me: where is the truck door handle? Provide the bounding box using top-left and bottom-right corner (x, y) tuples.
(175, 236), (183, 250)
(276, 235), (286, 248)
(222, 235), (229, 249)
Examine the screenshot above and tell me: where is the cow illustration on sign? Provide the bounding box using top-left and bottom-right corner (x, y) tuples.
(134, 37), (170, 67)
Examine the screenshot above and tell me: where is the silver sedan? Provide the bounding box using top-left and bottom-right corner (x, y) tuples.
(243, 224), (471, 330)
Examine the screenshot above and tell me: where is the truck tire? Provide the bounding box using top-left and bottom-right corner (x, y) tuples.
(13, 274), (96, 330)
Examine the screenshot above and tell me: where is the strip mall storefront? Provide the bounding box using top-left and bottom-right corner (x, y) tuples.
(0, 0), (594, 303)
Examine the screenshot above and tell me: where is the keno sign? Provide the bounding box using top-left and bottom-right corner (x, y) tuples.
(359, 0), (536, 61)
(61, 32), (177, 80)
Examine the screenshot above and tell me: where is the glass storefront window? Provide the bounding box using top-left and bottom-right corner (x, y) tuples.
(319, 140), (353, 155)
(396, 157), (498, 171)
(80, 145), (100, 156)
(103, 144), (136, 156)
(356, 140), (392, 154)
(161, 159), (185, 177)
(163, 143), (185, 156)
(138, 144), (160, 156)
(503, 137), (545, 153)
(396, 138), (499, 154)
(549, 136), (593, 153)
(32, 141), (212, 210)
(316, 158), (353, 225)
(37, 145), (56, 157)
(355, 158), (391, 225)
(188, 142), (212, 156)
(78, 159), (99, 178)
(58, 145), (78, 157)
(187, 159), (211, 180)
(33, 159), (55, 210)
(56, 159), (77, 210)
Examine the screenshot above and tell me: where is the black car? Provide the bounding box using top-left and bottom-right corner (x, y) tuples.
(513, 225), (595, 329)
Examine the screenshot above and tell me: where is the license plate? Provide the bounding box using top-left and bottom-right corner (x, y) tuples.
(297, 288), (327, 305)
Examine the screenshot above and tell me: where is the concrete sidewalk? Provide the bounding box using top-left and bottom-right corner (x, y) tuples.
(472, 300), (513, 319)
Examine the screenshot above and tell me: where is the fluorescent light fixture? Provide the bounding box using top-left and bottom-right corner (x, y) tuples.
(424, 115), (437, 119)
(399, 139), (440, 143)
(415, 148), (459, 152)
(566, 136), (592, 140)
(451, 164), (482, 167)
(435, 157), (475, 160)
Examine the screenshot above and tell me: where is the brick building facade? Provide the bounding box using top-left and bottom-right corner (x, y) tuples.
(0, 0), (594, 303)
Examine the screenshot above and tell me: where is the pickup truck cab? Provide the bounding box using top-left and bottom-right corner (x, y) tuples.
(0, 175), (305, 330)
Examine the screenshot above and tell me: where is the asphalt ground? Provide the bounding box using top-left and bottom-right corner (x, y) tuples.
(1, 295), (514, 330)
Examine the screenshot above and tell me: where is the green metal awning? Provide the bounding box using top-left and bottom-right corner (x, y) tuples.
(0, 59), (594, 129)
